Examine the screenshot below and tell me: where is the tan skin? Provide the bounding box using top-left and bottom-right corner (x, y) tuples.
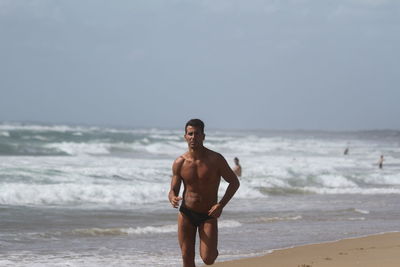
(169, 125), (240, 267)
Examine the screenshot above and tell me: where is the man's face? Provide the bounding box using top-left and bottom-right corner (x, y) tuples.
(184, 126), (205, 149)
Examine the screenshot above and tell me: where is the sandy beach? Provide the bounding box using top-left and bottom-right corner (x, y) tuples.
(214, 232), (400, 267)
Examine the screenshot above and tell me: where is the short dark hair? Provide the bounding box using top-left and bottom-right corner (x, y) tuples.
(185, 119), (205, 133)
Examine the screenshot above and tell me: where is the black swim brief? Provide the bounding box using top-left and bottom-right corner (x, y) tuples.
(179, 206), (213, 227)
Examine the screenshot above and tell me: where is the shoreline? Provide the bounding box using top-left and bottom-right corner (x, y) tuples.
(214, 232), (400, 267)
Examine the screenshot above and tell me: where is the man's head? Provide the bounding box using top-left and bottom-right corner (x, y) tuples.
(185, 119), (205, 134)
(184, 119), (205, 150)
(234, 157), (239, 165)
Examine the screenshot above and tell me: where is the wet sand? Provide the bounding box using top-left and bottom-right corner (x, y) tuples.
(214, 232), (400, 267)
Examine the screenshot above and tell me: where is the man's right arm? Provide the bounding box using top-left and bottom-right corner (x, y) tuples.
(168, 157), (184, 208)
(208, 154), (240, 218)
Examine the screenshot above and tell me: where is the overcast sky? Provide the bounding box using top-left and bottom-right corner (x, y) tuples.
(1, 0), (399, 130)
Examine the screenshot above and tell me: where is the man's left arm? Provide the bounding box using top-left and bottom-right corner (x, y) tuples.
(208, 155), (240, 218)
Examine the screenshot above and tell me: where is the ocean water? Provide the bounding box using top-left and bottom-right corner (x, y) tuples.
(1, 122), (400, 266)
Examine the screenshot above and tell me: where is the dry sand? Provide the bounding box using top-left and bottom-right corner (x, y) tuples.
(213, 232), (400, 267)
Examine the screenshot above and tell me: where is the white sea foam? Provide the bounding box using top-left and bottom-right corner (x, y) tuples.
(135, 141), (184, 156)
(218, 181), (265, 199)
(354, 208), (370, 214)
(364, 173), (400, 185)
(304, 186), (400, 195)
(348, 217), (366, 221)
(315, 174), (358, 188)
(36, 135), (50, 141)
(0, 131), (10, 137)
(44, 140), (184, 156)
(72, 225), (176, 236)
(0, 182), (168, 207)
(45, 142), (112, 155)
(0, 123), (99, 132)
(149, 134), (181, 141)
(0, 251), (181, 267)
(256, 215), (302, 223)
(218, 219), (242, 228)
(70, 220), (241, 237)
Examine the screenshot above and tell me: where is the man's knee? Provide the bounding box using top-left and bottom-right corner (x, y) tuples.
(201, 250), (218, 265)
(202, 256), (216, 265)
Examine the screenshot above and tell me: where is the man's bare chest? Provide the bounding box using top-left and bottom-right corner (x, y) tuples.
(180, 160), (218, 182)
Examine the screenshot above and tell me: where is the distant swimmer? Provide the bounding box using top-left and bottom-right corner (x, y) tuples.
(344, 147), (349, 155)
(233, 157), (242, 177)
(378, 155), (384, 169)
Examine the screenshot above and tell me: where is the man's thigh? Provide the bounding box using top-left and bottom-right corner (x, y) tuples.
(198, 218), (218, 257)
(178, 213), (197, 249)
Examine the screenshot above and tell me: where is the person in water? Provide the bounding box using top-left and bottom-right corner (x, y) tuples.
(232, 157), (242, 177)
(168, 119), (240, 267)
(378, 155), (384, 169)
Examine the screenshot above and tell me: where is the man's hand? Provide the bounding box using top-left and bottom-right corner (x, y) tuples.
(208, 203), (223, 218)
(169, 196), (182, 208)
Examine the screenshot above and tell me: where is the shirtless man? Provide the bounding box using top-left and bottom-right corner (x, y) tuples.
(168, 119), (240, 267)
(232, 157), (242, 177)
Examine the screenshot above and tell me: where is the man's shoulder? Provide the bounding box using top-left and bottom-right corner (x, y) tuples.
(172, 155), (186, 173)
(174, 154), (186, 165)
(205, 148), (224, 160)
